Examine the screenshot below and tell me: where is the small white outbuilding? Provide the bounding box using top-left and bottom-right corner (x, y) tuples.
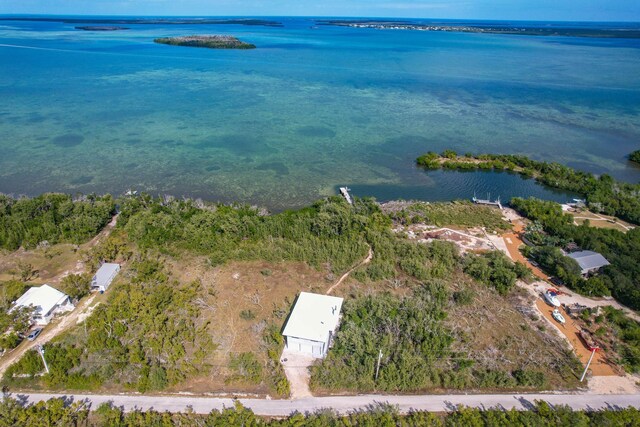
(282, 292), (343, 358)
(12, 284), (74, 326)
(92, 262), (121, 293)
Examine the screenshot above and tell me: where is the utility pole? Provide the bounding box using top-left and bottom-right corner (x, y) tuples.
(37, 345), (49, 374)
(580, 348), (597, 382)
(375, 349), (383, 381)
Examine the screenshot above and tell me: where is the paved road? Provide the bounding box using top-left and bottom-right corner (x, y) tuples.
(13, 392), (640, 415)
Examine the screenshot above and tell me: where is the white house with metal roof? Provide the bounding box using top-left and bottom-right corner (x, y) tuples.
(12, 284), (74, 326)
(92, 262), (121, 293)
(282, 292), (343, 358)
(567, 250), (610, 276)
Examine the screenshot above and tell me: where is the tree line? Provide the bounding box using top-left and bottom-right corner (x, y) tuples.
(0, 193), (115, 250)
(1, 397), (639, 427)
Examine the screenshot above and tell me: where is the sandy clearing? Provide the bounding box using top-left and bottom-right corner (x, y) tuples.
(280, 348), (315, 399)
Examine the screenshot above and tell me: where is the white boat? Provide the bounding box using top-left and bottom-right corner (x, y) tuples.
(544, 291), (561, 307)
(552, 309), (566, 325)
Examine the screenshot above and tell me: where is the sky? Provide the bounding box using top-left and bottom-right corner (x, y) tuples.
(1, 0), (639, 22)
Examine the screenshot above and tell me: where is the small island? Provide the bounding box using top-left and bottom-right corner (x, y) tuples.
(630, 150), (640, 164)
(154, 35), (256, 49)
(75, 26), (129, 31)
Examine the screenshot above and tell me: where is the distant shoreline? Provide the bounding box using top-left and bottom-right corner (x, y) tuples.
(0, 17), (283, 27)
(319, 20), (640, 38)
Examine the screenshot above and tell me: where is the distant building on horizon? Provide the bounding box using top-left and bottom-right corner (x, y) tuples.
(567, 250), (610, 277)
(282, 292), (343, 358)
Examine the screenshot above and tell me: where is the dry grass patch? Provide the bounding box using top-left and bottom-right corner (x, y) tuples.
(0, 244), (81, 284)
(164, 257), (329, 395)
(446, 276), (582, 390)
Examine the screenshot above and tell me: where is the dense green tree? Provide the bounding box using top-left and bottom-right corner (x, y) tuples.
(464, 251), (530, 295)
(0, 193), (115, 250)
(59, 273), (92, 300)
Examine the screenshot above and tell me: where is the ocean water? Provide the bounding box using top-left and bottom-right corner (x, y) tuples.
(0, 17), (639, 210)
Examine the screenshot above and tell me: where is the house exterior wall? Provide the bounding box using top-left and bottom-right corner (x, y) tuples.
(33, 297), (74, 326)
(285, 336), (326, 358)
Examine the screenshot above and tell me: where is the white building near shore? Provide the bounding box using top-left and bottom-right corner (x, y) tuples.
(282, 292), (343, 358)
(12, 284), (74, 326)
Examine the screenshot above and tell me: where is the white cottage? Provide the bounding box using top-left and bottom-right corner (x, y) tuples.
(282, 292), (343, 358)
(92, 263), (121, 292)
(12, 284), (74, 326)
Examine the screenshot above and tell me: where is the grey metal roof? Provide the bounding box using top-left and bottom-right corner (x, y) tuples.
(567, 250), (610, 273)
(93, 263), (120, 287)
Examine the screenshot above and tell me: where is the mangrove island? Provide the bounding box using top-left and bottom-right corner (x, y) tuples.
(154, 35), (256, 49)
(75, 26), (129, 31)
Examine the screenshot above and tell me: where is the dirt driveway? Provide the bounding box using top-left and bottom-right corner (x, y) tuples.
(0, 294), (97, 379)
(534, 298), (617, 376)
(280, 348), (315, 399)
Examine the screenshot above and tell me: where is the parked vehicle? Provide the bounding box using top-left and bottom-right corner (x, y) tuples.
(552, 309), (566, 325)
(550, 277), (564, 287)
(27, 328), (42, 341)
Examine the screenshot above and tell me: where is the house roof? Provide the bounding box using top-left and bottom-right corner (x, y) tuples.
(282, 292), (343, 343)
(567, 250), (610, 273)
(13, 284), (69, 317)
(93, 263), (120, 286)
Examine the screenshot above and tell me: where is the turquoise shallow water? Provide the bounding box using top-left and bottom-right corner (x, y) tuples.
(0, 17), (639, 209)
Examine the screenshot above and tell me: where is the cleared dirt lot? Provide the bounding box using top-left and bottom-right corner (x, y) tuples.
(166, 257), (329, 395)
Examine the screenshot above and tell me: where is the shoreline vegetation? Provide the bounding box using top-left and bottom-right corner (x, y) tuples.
(320, 20), (640, 38)
(416, 151), (640, 225)
(631, 150), (640, 164)
(154, 35), (256, 49)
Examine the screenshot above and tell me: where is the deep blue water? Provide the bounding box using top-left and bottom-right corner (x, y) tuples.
(0, 16), (639, 209)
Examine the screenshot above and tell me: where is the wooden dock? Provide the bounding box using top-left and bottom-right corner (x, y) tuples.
(339, 187), (353, 205)
(472, 193), (502, 210)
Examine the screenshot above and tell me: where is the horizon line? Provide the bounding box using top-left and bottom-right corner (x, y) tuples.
(1, 13), (639, 24)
